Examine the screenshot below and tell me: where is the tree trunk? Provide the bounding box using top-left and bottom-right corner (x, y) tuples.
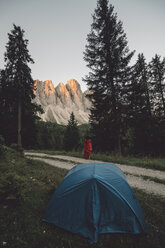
(159, 82), (165, 115)
(18, 98), (22, 146)
(118, 131), (122, 155)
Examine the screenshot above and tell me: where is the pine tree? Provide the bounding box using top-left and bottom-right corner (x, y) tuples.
(83, 0), (134, 152)
(131, 54), (151, 116)
(0, 70), (6, 120)
(64, 112), (80, 151)
(2, 24), (42, 146)
(127, 54), (153, 154)
(149, 54), (165, 116)
(0, 70), (5, 139)
(0, 69), (16, 144)
(148, 55), (165, 156)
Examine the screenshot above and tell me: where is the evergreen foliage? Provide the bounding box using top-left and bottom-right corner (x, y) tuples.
(64, 112), (80, 151)
(126, 54), (152, 154)
(83, 0), (134, 152)
(0, 24), (42, 147)
(83, 0), (165, 156)
(35, 121), (66, 150)
(128, 54), (151, 118)
(32, 121), (90, 151)
(149, 54), (165, 116)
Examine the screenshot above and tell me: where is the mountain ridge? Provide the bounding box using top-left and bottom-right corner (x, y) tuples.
(33, 79), (91, 125)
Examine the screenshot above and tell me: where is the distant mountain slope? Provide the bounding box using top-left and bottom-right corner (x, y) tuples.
(33, 79), (91, 125)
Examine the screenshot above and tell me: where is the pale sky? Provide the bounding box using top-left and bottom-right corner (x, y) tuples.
(0, 0), (165, 91)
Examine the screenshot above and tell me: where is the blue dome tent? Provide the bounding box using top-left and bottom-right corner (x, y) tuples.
(43, 163), (147, 243)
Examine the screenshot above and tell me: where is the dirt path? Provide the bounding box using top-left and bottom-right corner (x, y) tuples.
(25, 152), (165, 198)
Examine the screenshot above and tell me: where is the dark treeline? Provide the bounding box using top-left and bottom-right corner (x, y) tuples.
(83, 0), (165, 156)
(0, 0), (165, 156)
(32, 119), (90, 151)
(123, 54), (165, 156)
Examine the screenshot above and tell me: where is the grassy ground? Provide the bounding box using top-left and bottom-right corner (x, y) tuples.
(26, 149), (165, 171)
(0, 147), (165, 248)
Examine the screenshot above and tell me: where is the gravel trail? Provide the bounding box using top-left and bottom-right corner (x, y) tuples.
(26, 156), (75, 169)
(25, 152), (165, 198)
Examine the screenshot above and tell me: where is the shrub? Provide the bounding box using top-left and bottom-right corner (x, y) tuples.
(0, 135), (5, 145)
(10, 143), (24, 155)
(0, 171), (27, 207)
(0, 144), (7, 158)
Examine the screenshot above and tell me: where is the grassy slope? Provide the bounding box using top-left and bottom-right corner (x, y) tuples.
(0, 148), (165, 248)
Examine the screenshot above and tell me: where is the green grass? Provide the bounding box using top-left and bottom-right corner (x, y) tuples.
(0, 148), (165, 248)
(26, 149), (165, 171)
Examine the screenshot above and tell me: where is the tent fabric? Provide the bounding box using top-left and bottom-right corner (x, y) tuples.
(43, 163), (147, 243)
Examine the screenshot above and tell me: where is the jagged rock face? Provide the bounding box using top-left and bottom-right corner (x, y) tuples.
(33, 79), (91, 125)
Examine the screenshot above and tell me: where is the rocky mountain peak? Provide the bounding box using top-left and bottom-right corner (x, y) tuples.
(44, 80), (55, 95)
(58, 82), (65, 87)
(66, 78), (80, 89)
(34, 80), (55, 96)
(66, 79), (81, 98)
(56, 81), (70, 98)
(33, 79), (91, 125)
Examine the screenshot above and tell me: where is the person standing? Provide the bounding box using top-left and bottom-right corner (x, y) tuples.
(84, 136), (92, 159)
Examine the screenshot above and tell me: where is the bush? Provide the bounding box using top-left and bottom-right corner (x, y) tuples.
(0, 135), (5, 145)
(10, 143), (24, 155)
(0, 171), (27, 207)
(0, 144), (7, 158)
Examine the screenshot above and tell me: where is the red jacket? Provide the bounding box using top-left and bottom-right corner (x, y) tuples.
(84, 139), (92, 152)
